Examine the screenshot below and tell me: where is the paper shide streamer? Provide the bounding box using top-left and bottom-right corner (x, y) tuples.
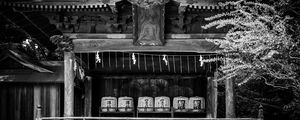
(95, 51), (101, 63)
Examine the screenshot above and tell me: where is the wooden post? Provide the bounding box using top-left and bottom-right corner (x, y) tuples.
(258, 104), (264, 120)
(33, 86), (41, 120)
(50, 85), (60, 117)
(206, 76), (218, 118)
(64, 51), (75, 117)
(212, 76), (218, 118)
(225, 79), (236, 118)
(84, 76), (92, 117)
(36, 105), (42, 120)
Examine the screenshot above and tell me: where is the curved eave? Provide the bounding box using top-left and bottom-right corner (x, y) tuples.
(0, 1), (112, 11)
(0, 0), (236, 11)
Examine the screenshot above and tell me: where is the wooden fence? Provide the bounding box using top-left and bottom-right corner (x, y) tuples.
(39, 117), (262, 120)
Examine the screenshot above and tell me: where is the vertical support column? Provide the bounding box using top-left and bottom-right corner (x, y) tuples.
(258, 104), (264, 120)
(36, 105), (42, 120)
(212, 75), (218, 118)
(225, 79), (236, 118)
(206, 75), (218, 118)
(50, 85), (60, 117)
(64, 51), (75, 117)
(84, 76), (92, 117)
(33, 86), (41, 120)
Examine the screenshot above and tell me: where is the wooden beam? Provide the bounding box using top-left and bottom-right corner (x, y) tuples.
(65, 33), (225, 39)
(206, 76), (218, 118)
(84, 76), (92, 117)
(64, 52), (75, 117)
(73, 39), (220, 53)
(225, 79), (236, 118)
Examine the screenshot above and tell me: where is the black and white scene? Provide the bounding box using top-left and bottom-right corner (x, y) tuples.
(0, 0), (299, 120)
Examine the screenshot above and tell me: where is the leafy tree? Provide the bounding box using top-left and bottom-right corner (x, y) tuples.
(202, 0), (300, 119)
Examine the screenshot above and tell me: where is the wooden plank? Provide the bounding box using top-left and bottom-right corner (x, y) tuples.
(34, 86), (41, 120)
(206, 77), (212, 118)
(225, 79), (236, 118)
(64, 52), (75, 117)
(84, 76), (92, 117)
(40, 116), (260, 120)
(212, 75), (218, 118)
(73, 39), (220, 53)
(50, 85), (60, 117)
(16, 87), (21, 120)
(0, 84), (7, 120)
(66, 33), (133, 39)
(207, 75), (218, 118)
(0, 64), (64, 83)
(0, 73), (64, 83)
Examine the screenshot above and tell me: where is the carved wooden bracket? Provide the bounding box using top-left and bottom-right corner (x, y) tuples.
(50, 35), (74, 52)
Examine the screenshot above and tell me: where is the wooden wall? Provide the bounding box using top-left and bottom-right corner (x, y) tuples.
(0, 83), (63, 120)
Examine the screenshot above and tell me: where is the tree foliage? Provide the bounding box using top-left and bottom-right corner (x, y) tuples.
(202, 0), (299, 87)
(202, 0), (300, 118)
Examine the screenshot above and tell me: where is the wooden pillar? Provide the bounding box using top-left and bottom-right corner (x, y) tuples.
(33, 86), (41, 119)
(258, 104), (264, 120)
(50, 85), (60, 117)
(36, 105), (42, 120)
(84, 76), (92, 116)
(206, 76), (218, 118)
(225, 79), (236, 118)
(64, 51), (75, 117)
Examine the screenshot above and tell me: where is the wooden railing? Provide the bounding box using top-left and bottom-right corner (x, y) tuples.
(39, 117), (261, 120)
(35, 105), (264, 120)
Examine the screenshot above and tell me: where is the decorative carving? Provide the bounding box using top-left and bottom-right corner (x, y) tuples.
(50, 35), (73, 60)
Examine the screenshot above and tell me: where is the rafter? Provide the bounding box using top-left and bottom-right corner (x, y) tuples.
(13, 8), (50, 38)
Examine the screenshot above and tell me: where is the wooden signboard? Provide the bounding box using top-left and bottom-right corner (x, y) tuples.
(131, 0), (169, 46)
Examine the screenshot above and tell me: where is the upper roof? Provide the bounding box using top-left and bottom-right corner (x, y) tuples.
(0, 0), (235, 11)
